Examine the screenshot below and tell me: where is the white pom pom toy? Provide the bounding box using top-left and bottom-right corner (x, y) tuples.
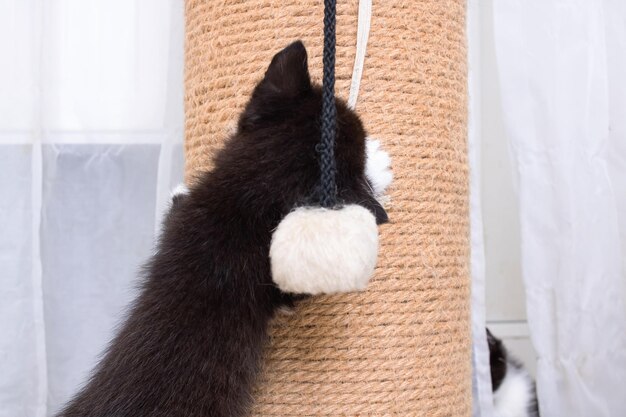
(270, 205), (378, 294)
(268, 7), (386, 297)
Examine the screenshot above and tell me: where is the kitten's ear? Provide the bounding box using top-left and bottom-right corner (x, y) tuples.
(260, 41), (311, 98)
(486, 328), (500, 350)
(239, 41), (312, 130)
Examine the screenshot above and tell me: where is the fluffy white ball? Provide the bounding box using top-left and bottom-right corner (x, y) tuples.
(270, 205), (379, 295)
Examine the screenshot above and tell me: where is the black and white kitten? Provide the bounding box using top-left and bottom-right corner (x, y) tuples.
(487, 328), (540, 417)
(57, 41), (391, 417)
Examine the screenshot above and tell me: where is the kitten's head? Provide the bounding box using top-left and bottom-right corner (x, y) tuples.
(487, 328), (508, 391)
(221, 41), (387, 224)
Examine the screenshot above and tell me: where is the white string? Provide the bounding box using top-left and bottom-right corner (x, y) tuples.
(347, 0), (372, 110)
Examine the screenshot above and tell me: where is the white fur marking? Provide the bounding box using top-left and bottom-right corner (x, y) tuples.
(270, 205), (379, 295)
(365, 138), (393, 196)
(171, 183), (189, 199)
(277, 306), (296, 316)
(493, 363), (534, 417)
(225, 120), (238, 136)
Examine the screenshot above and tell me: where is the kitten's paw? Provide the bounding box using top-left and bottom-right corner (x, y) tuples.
(365, 138), (393, 196)
(171, 183), (189, 198)
(170, 183), (189, 206)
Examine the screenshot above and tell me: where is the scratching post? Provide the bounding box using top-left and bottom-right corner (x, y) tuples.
(184, 1), (471, 415)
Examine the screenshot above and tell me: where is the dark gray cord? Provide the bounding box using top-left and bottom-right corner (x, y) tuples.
(318, 0), (337, 208)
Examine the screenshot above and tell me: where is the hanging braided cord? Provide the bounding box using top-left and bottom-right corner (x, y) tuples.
(318, 0), (338, 208)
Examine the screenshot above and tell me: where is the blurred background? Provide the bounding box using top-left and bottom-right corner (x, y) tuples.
(1, 1), (625, 416)
(0, 1), (185, 415)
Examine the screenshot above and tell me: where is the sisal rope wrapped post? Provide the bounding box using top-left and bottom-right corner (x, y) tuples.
(184, 1), (471, 415)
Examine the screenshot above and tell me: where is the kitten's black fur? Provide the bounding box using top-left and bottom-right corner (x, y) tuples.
(487, 328), (508, 391)
(57, 41), (386, 417)
(487, 328), (540, 417)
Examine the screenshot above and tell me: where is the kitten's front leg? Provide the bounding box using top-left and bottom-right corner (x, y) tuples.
(365, 138), (393, 197)
(161, 183), (190, 224)
(170, 183), (189, 209)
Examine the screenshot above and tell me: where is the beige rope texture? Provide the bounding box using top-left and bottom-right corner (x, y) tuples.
(184, 1), (471, 415)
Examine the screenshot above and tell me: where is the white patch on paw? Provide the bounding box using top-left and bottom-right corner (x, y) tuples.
(225, 120), (238, 136)
(171, 183), (189, 199)
(365, 138), (393, 196)
(277, 305), (296, 316)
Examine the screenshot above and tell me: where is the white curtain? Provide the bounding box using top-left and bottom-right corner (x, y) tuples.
(467, 1), (494, 416)
(0, 1), (184, 416)
(492, 0), (626, 416)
